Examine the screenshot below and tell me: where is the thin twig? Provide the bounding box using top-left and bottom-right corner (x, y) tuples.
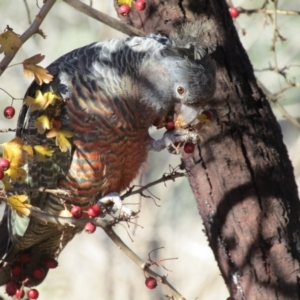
(0, 87), (23, 100)
(104, 227), (186, 300)
(23, 0), (32, 24)
(0, 128), (17, 133)
(0, 0), (56, 77)
(1, 197), (186, 299)
(121, 170), (186, 199)
(257, 80), (300, 131)
(62, 0), (145, 37)
(240, 8), (300, 16)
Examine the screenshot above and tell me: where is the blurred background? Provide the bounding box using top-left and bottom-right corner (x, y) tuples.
(0, 0), (299, 299)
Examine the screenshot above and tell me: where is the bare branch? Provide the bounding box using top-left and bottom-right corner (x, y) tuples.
(0, 195), (186, 299)
(104, 227), (186, 300)
(257, 80), (300, 131)
(121, 169), (186, 200)
(62, 0), (145, 37)
(0, 0), (56, 77)
(0, 128), (16, 133)
(0, 87), (23, 100)
(23, 0), (32, 25)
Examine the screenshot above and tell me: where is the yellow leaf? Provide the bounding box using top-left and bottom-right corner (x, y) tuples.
(23, 54), (45, 65)
(7, 195), (31, 217)
(2, 174), (11, 189)
(1, 137), (28, 168)
(5, 166), (26, 183)
(34, 145), (54, 161)
(59, 130), (74, 139)
(56, 131), (73, 152)
(197, 112), (211, 126)
(118, 0), (132, 6)
(46, 129), (73, 152)
(34, 115), (51, 134)
(0, 30), (22, 55)
(23, 63), (53, 85)
(23, 144), (33, 159)
(25, 90), (59, 112)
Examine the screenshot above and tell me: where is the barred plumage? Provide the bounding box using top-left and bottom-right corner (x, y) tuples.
(0, 23), (216, 287)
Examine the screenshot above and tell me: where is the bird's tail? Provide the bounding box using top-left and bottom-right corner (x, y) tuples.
(0, 203), (80, 288)
(0, 207), (10, 259)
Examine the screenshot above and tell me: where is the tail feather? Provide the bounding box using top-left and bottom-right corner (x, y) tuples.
(0, 207), (11, 259)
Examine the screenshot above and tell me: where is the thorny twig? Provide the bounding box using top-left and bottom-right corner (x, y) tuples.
(0, 196), (186, 300)
(234, 0), (300, 130)
(121, 167), (187, 200)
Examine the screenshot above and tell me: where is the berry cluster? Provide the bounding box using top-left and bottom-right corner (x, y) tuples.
(71, 204), (102, 234)
(164, 110), (213, 154)
(119, 0), (146, 16)
(4, 256), (58, 299)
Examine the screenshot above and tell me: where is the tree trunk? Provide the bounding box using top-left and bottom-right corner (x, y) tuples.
(115, 0), (300, 299)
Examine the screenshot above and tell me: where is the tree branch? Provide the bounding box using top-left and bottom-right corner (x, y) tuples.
(121, 169), (186, 199)
(104, 227), (186, 300)
(62, 0), (145, 37)
(22, 206), (186, 299)
(0, 0), (56, 77)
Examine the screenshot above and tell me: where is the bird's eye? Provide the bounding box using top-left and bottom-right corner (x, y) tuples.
(177, 86), (185, 95)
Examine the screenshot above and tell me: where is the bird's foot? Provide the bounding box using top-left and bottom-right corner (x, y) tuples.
(150, 128), (200, 154)
(97, 192), (134, 218)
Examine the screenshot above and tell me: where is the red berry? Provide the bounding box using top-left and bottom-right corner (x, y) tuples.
(5, 280), (19, 296)
(45, 258), (58, 269)
(184, 143), (195, 154)
(0, 167), (4, 180)
(134, 0), (146, 11)
(84, 222), (96, 234)
(229, 7), (240, 18)
(71, 206), (83, 219)
(15, 288), (25, 299)
(0, 158), (10, 171)
(11, 263), (22, 276)
(28, 289), (39, 299)
(119, 4), (130, 16)
(200, 110), (212, 120)
(20, 253), (31, 264)
(165, 121), (175, 131)
(32, 267), (45, 279)
(87, 204), (101, 218)
(4, 106), (15, 119)
(145, 277), (157, 289)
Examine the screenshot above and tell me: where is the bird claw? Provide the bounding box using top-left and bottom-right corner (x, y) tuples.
(150, 128), (200, 154)
(97, 192), (134, 218)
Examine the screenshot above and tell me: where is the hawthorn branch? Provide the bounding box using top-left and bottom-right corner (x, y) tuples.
(0, 0), (56, 77)
(105, 227), (185, 300)
(0, 201), (186, 299)
(62, 0), (145, 37)
(121, 169), (186, 200)
(239, 8), (300, 16)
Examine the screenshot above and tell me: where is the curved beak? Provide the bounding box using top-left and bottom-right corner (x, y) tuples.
(174, 103), (201, 127)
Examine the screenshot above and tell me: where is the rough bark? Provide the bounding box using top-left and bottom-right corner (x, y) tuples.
(115, 0), (300, 299)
